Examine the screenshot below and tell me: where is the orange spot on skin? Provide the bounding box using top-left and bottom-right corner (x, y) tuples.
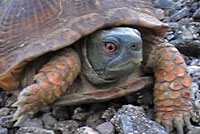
(181, 76), (191, 87)
(56, 62), (66, 70)
(182, 89), (191, 99)
(159, 83), (168, 91)
(41, 66), (55, 72)
(169, 79), (183, 90)
(31, 85), (40, 95)
(163, 100), (174, 106)
(155, 101), (163, 107)
(168, 91), (181, 99)
(47, 72), (62, 85)
(174, 100), (183, 106)
(65, 57), (75, 69)
(157, 92), (168, 100)
(164, 52), (173, 60)
(173, 66), (186, 76)
(162, 113), (172, 120)
(174, 56), (184, 64)
(40, 80), (51, 90)
(164, 73), (176, 81)
(154, 89), (161, 96)
(156, 70), (166, 81)
(164, 62), (174, 72)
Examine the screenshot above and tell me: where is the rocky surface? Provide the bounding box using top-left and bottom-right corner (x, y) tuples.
(0, 0), (199, 134)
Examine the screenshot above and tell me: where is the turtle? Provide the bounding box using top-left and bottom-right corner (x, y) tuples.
(0, 0), (195, 133)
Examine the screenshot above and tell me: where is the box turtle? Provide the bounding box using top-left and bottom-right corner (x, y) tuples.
(0, 0), (196, 133)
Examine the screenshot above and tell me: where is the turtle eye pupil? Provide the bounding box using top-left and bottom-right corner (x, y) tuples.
(105, 43), (116, 52)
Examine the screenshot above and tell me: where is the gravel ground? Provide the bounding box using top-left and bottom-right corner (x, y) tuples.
(0, 0), (200, 134)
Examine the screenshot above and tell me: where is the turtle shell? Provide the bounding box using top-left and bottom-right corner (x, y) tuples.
(0, 0), (169, 90)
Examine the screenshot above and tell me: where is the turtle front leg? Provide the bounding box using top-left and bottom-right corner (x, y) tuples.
(144, 37), (193, 133)
(12, 48), (80, 126)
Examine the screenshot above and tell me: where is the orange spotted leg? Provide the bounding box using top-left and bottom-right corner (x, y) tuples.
(12, 48), (80, 126)
(153, 45), (193, 133)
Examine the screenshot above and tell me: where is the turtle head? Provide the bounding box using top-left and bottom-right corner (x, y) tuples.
(79, 27), (143, 86)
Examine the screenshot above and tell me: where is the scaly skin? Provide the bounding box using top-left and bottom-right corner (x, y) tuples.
(12, 48), (81, 126)
(145, 36), (193, 133)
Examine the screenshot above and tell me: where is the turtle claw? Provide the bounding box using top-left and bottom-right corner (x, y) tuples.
(174, 121), (184, 134)
(13, 114), (29, 127)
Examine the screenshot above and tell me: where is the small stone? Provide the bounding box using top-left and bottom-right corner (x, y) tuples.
(41, 113), (57, 129)
(111, 105), (167, 134)
(154, 8), (165, 20)
(18, 118), (43, 128)
(0, 127), (8, 134)
(153, 0), (181, 9)
(72, 107), (88, 121)
(54, 120), (79, 134)
(16, 127), (54, 134)
(170, 7), (189, 22)
(0, 108), (10, 116)
(76, 126), (99, 134)
(96, 122), (114, 134)
(86, 112), (104, 128)
(193, 8), (200, 19)
(0, 115), (13, 128)
(52, 107), (70, 120)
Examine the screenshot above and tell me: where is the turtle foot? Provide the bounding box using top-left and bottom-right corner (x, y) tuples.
(155, 110), (194, 134)
(12, 48), (81, 126)
(12, 84), (42, 126)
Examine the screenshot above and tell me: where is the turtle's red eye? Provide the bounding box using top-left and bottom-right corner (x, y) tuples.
(105, 43), (116, 52)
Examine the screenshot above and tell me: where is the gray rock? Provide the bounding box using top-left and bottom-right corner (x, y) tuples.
(111, 105), (167, 134)
(170, 7), (190, 22)
(0, 115), (13, 128)
(193, 7), (200, 19)
(86, 112), (104, 128)
(54, 120), (79, 134)
(76, 126), (99, 134)
(154, 8), (165, 20)
(41, 113), (57, 129)
(0, 127), (8, 134)
(18, 117), (43, 128)
(153, 0), (181, 9)
(72, 107), (88, 121)
(16, 127), (54, 134)
(0, 108), (10, 116)
(96, 122), (114, 134)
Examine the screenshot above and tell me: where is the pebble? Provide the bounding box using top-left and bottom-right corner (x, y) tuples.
(41, 113), (57, 129)
(54, 120), (79, 134)
(193, 7), (200, 19)
(96, 121), (115, 134)
(111, 105), (167, 134)
(16, 127), (54, 134)
(170, 7), (190, 22)
(0, 108), (10, 116)
(76, 126), (99, 134)
(0, 127), (8, 134)
(0, 115), (13, 128)
(18, 117), (43, 128)
(154, 8), (165, 20)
